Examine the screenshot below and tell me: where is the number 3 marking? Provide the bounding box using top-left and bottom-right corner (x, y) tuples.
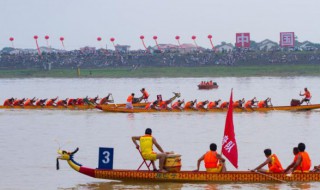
(102, 151), (110, 164)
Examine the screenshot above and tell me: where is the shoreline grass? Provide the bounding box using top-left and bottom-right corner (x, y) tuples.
(0, 65), (319, 78)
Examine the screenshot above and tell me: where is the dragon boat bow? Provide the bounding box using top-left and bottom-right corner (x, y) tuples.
(57, 148), (320, 183)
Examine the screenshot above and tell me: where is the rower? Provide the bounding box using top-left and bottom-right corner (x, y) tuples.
(196, 100), (209, 110)
(251, 148), (284, 173)
(99, 93), (112, 105)
(171, 100), (184, 110)
(140, 88), (149, 102)
(233, 98), (245, 108)
(300, 88), (311, 105)
(290, 143), (311, 173)
(46, 97), (58, 106)
(219, 101), (229, 109)
(207, 99), (221, 109)
(194, 143), (226, 173)
(89, 95), (99, 105)
(13, 98), (25, 106)
(56, 98), (68, 106)
(3, 98), (15, 106)
(244, 97), (258, 109)
(67, 98), (77, 106)
(257, 97), (271, 108)
(284, 147), (299, 173)
(35, 99), (47, 106)
(24, 97), (36, 106)
(184, 99), (197, 110)
(145, 100), (160, 111)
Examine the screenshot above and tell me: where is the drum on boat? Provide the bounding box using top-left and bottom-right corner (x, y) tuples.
(291, 99), (301, 106)
(164, 154), (181, 172)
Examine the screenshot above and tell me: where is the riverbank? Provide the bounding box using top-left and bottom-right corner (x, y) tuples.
(0, 65), (319, 78)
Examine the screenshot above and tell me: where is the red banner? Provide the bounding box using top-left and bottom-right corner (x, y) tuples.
(280, 32), (295, 47)
(235, 33), (250, 48)
(221, 89), (238, 168)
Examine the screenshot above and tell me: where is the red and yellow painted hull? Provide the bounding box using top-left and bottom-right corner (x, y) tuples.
(96, 104), (320, 113)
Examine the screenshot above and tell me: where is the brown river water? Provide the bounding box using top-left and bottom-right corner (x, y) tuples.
(0, 77), (319, 189)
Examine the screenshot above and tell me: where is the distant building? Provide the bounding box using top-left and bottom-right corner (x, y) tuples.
(257, 39), (278, 51)
(151, 44), (179, 51)
(80, 46), (96, 54)
(115, 45), (131, 53)
(215, 43), (234, 52)
(299, 41), (318, 51)
(179, 43), (201, 53)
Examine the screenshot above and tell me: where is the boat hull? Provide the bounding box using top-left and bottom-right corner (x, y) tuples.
(90, 169), (320, 182)
(97, 104), (320, 113)
(198, 84), (218, 90)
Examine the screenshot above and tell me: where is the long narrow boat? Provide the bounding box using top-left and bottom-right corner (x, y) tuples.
(57, 148), (320, 183)
(0, 102), (147, 110)
(96, 104), (320, 113)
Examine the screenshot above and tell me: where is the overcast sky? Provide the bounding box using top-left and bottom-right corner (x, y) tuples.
(1, 0), (319, 50)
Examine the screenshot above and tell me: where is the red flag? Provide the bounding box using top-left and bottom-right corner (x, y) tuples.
(221, 89), (238, 168)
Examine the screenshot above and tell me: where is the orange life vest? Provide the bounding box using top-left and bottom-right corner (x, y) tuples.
(267, 154), (284, 173)
(13, 99), (22, 106)
(207, 102), (216, 109)
(244, 100), (252, 108)
(56, 100), (64, 106)
(159, 101), (167, 109)
(220, 102), (228, 108)
(204, 151), (219, 168)
(258, 101), (265, 108)
(305, 91), (311, 99)
(184, 101), (193, 109)
(127, 95), (133, 103)
(67, 99), (75, 106)
(233, 101), (240, 108)
(46, 99), (54, 106)
(3, 99), (12, 106)
(172, 101), (180, 109)
(24, 99), (33, 106)
(145, 102), (152, 109)
(296, 152), (311, 172)
(142, 91), (149, 99)
(196, 102), (204, 109)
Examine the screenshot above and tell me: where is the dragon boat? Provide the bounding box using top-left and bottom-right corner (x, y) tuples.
(96, 104), (320, 113)
(198, 82), (219, 90)
(57, 148), (320, 183)
(0, 103), (147, 110)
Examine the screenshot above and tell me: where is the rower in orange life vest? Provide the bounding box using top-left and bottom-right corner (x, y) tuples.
(56, 98), (68, 106)
(13, 98), (25, 106)
(140, 88), (149, 102)
(24, 97), (36, 106)
(35, 98), (47, 106)
(184, 99), (197, 110)
(46, 97), (58, 106)
(126, 93), (135, 109)
(257, 97), (272, 108)
(145, 100), (160, 111)
(99, 93), (112, 105)
(251, 148), (284, 173)
(196, 100), (209, 110)
(289, 142), (311, 173)
(244, 97), (258, 108)
(158, 99), (172, 110)
(171, 99), (184, 110)
(88, 95), (99, 105)
(207, 99), (221, 109)
(284, 147), (299, 173)
(233, 98), (245, 108)
(194, 143), (226, 173)
(3, 98), (15, 106)
(67, 98), (77, 106)
(300, 88), (311, 105)
(219, 101), (229, 109)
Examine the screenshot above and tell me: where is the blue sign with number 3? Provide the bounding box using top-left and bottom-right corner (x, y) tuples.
(98, 147), (114, 169)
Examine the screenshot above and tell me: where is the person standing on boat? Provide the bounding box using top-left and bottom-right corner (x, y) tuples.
(300, 88), (311, 105)
(284, 147), (299, 173)
(194, 143), (226, 173)
(126, 93), (134, 109)
(251, 148), (284, 173)
(140, 88), (149, 102)
(290, 143), (311, 173)
(132, 128), (167, 172)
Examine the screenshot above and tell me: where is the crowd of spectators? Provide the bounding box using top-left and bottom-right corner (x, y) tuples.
(0, 48), (320, 70)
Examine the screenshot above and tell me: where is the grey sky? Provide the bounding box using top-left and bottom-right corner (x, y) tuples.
(1, 0), (319, 50)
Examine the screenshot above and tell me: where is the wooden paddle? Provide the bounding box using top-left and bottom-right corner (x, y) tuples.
(249, 169), (286, 183)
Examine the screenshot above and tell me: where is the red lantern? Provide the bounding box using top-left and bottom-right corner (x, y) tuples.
(60, 37), (64, 41)
(9, 37), (14, 41)
(208, 35), (212, 39)
(153, 36), (157, 40)
(192, 35), (196, 40)
(140, 35), (144, 40)
(45, 35), (49, 40)
(97, 37), (102, 41)
(34, 35), (38, 40)
(110, 38), (115, 42)
(175, 36), (180, 40)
